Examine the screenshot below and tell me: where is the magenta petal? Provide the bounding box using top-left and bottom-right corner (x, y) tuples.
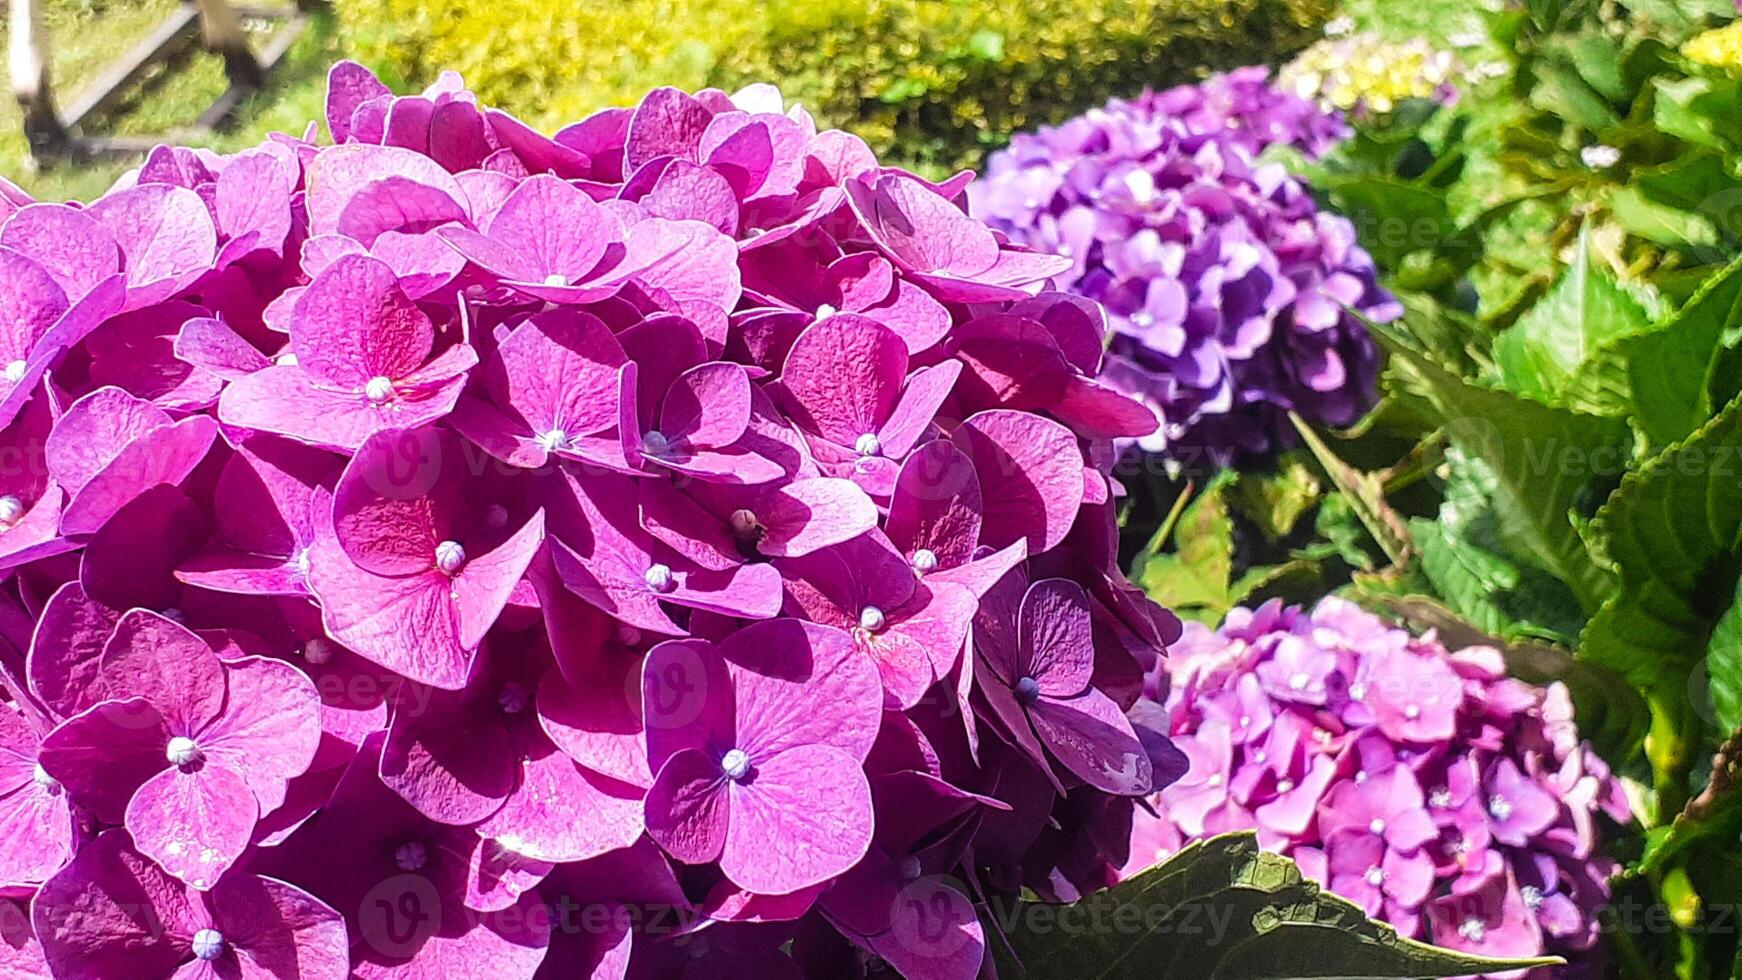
(37, 699), (167, 823)
(174, 316), (271, 380)
(781, 314), (906, 446)
(199, 657), (322, 814)
(1028, 689), (1153, 795)
(645, 746), (729, 865)
(85, 184), (217, 307)
(721, 743), (872, 895)
(304, 144), (467, 237)
(34, 830), (192, 979)
(886, 440), (983, 569)
(877, 360), (959, 457)
(950, 409), (1083, 553)
(126, 762), (257, 890)
(1019, 579), (1096, 695)
(290, 254), (434, 386)
(380, 685), (517, 826)
(0, 204), (121, 301)
(621, 218), (742, 343)
(478, 743), (643, 862)
(660, 361), (751, 449)
(755, 478), (877, 557)
(537, 667), (651, 789)
(723, 619), (883, 759)
(454, 512), (546, 649)
(207, 874), (349, 980)
(326, 61), (392, 142)
(306, 516), (470, 689)
(60, 414), (217, 536)
(626, 87), (713, 170)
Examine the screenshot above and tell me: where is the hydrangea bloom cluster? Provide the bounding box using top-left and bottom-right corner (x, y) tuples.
(0, 62), (1188, 978)
(969, 70), (1399, 461)
(1127, 598), (1628, 973)
(1277, 34), (1462, 116)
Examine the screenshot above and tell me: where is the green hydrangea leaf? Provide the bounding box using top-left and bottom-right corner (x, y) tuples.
(992, 832), (1562, 979)
(1492, 232), (1655, 406)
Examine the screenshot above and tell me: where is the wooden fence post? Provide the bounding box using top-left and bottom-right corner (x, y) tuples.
(193, 0), (264, 90)
(9, 0), (73, 165)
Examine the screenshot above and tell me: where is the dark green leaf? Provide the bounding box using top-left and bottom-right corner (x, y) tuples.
(1411, 451), (1586, 644)
(1136, 476), (1236, 624)
(993, 832), (1561, 979)
(1578, 396), (1742, 693)
(1492, 232), (1655, 404)
(1383, 344), (1627, 615)
(1599, 254), (1742, 446)
(1708, 579), (1742, 734)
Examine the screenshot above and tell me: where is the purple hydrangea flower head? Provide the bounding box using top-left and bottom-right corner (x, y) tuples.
(1136, 598), (1626, 973)
(0, 61), (1185, 977)
(971, 69), (1400, 461)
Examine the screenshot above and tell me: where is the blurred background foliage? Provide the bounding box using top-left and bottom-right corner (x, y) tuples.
(336, 0), (1335, 172)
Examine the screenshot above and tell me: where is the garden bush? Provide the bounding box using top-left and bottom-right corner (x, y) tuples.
(336, 0), (1336, 171)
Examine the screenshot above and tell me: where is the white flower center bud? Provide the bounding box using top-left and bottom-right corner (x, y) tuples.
(1521, 885), (1544, 911)
(535, 428), (568, 452)
(644, 563), (676, 593)
(364, 376), (395, 403)
(1288, 672), (1310, 691)
(497, 682), (529, 715)
(1368, 818), (1386, 835)
(1429, 788), (1452, 809)
(394, 840), (428, 872)
(814, 304), (838, 321)
(302, 637), (334, 665)
(1276, 779), (1294, 794)
(1458, 917), (1486, 943)
(729, 508), (760, 541)
(434, 540), (467, 575)
(33, 763), (58, 793)
(1363, 866), (1385, 887)
(1487, 796), (1514, 821)
(2, 360), (26, 384)
(274, 352), (299, 367)
(1130, 311), (1155, 329)
(191, 928), (225, 962)
(543, 273), (570, 287)
(911, 548), (938, 573)
(0, 495), (24, 526)
(721, 748), (751, 781)
(642, 430), (671, 457)
(854, 433), (881, 457)
(858, 606), (885, 632)
(166, 736), (203, 767)
(1404, 703), (1421, 720)
(295, 547), (311, 577)
(1014, 675), (1041, 705)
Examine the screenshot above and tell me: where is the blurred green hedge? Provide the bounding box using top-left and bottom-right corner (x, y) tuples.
(337, 0), (1335, 171)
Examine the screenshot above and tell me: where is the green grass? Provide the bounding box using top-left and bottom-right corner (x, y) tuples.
(0, 1), (339, 203)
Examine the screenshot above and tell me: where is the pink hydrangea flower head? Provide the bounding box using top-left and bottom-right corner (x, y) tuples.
(1136, 598), (1624, 972)
(0, 63), (1180, 978)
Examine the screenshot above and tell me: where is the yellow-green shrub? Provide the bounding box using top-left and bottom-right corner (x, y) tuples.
(337, 0), (1335, 171)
